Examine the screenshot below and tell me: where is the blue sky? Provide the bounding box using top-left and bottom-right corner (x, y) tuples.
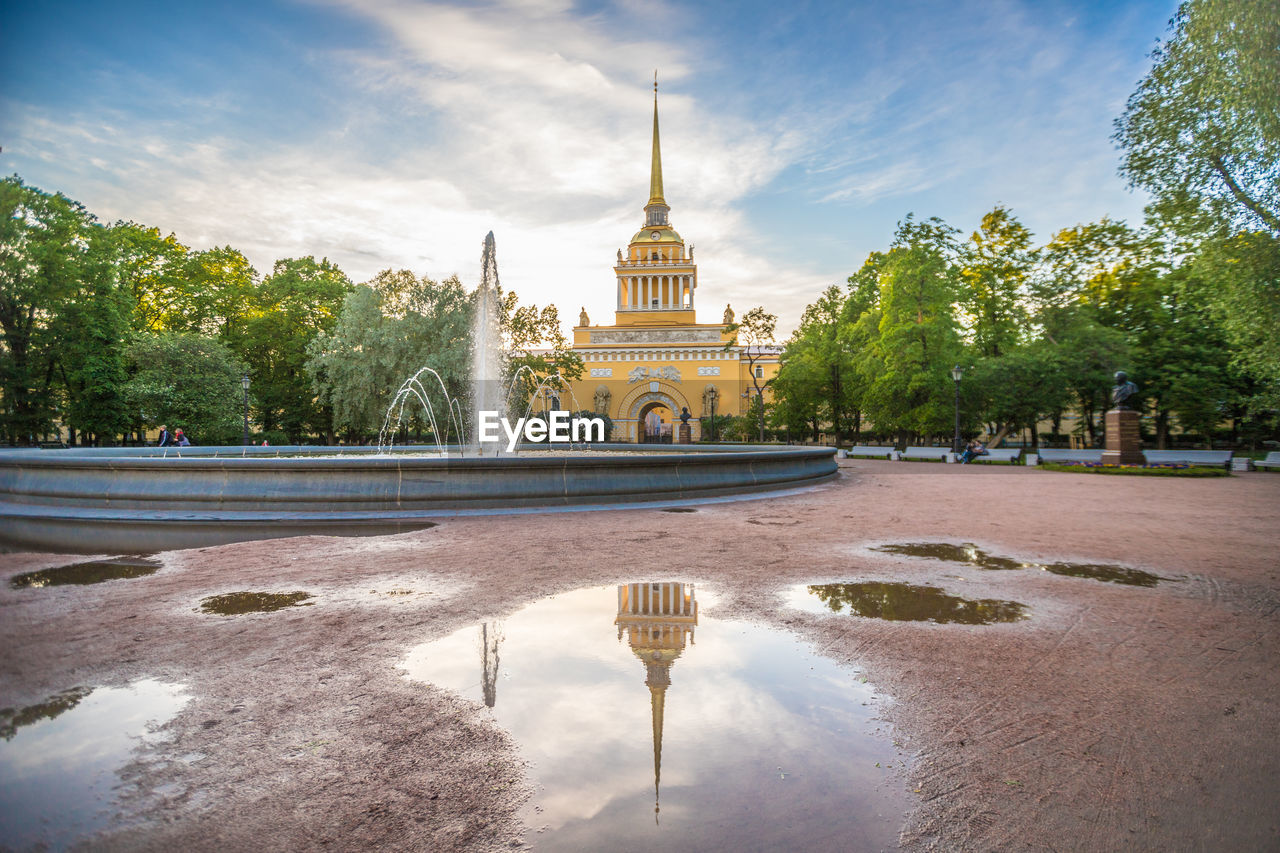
(1, 0), (1178, 336)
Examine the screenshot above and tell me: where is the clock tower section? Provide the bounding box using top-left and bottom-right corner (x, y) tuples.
(613, 85), (697, 326)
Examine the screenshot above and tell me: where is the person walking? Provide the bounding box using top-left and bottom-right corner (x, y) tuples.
(174, 429), (191, 447)
(157, 425), (171, 447)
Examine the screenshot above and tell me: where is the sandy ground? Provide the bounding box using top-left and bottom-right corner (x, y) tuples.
(1, 460), (1278, 851)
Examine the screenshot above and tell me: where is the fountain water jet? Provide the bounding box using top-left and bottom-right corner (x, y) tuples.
(472, 231), (507, 455)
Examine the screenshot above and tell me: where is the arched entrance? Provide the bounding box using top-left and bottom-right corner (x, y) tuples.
(637, 400), (673, 444)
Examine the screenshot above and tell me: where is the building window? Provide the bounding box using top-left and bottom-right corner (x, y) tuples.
(754, 365), (763, 378)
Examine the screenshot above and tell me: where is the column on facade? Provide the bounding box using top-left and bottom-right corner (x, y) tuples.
(663, 276), (671, 309)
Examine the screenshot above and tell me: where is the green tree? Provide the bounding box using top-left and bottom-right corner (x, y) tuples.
(960, 206), (1034, 358)
(244, 257), (353, 441)
(856, 216), (966, 442)
(775, 284), (855, 442)
(167, 246), (259, 347)
(969, 344), (1070, 449)
(122, 331), (247, 444)
(1114, 0), (1280, 236)
(1187, 232), (1280, 411)
(0, 176), (97, 444)
(836, 251), (884, 437)
(307, 272), (474, 441)
(771, 343), (825, 442)
(110, 222), (192, 333)
(53, 226), (132, 444)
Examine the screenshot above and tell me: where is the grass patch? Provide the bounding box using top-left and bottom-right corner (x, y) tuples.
(1039, 462), (1231, 477)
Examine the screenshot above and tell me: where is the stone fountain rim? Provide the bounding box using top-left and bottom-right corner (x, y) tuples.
(0, 443), (832, 469)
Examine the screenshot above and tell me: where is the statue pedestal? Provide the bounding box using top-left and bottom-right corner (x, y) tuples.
(1101, 409), (1145, 465)
(678, 425), (692, 445)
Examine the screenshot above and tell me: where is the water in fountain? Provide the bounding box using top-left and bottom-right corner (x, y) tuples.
(472, 231), (507, 455)
(377, 366), (461, 455)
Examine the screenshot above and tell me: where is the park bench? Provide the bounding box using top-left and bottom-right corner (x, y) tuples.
(900, 446), (950, 462)
(968, 448), (1022, 465)
(1038, 448), (1102, 463)
(1143, 450), (1233, 468)
(1255, 451), (1280, 470)
(843, 445), (896, 459)
(1141, 448), (1228, 468)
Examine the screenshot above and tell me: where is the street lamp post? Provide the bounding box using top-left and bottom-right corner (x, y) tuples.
(241, 373), (251, 446)
(951, 365), (963, 456)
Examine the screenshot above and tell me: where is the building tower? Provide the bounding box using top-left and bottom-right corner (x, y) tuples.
(614, 80), (697, 325)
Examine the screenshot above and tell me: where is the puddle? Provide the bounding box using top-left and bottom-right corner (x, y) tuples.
(659, 507), (696, 513)
(402, 584), (904, 851)
(873, 542), (1031, 571)
(788, 582), (1028, 624)
(873, 542), (1163, 586)
(0, 679), (189, 848)
(9, 556), (160, 589)
(198, 591), (314, 615)
(1039, 562), (1162, 587)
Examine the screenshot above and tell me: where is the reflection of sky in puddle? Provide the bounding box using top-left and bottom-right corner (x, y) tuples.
(401, 585), (902, 851)
(0, 679), (189, 849)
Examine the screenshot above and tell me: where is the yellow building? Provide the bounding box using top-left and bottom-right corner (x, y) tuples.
(564, 87), (779, 442)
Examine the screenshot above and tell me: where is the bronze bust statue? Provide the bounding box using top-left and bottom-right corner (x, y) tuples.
(1111, 371), (1139, 410)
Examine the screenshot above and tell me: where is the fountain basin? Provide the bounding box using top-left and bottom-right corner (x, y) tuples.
(0, 444), (837, 553)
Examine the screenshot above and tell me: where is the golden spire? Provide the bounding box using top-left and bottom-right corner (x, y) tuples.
(648, 70), (665, 207)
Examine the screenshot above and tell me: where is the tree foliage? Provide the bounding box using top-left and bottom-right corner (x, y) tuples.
(122, 331), (247, 444)
(1114, 0), (1280, 236)
(244, 257), (353, 440)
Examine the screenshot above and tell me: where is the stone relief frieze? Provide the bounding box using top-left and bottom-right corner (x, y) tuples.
(628, 365), (681, 383)
(591, 328), (722, 344)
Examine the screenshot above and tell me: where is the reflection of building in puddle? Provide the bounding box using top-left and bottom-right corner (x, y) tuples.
(479, 622), (503, 708)
(615, 582), (697, 822)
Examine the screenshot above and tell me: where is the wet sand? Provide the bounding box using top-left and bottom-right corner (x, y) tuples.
(1, 460), (1277, 851)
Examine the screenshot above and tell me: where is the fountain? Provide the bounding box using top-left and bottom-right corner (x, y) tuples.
(0, 233), (837, 553)
(472, 231), (506, 455)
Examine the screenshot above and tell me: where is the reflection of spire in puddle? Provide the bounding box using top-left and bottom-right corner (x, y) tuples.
(615, 582), (698, 823)
(480, 621), (503, 708)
